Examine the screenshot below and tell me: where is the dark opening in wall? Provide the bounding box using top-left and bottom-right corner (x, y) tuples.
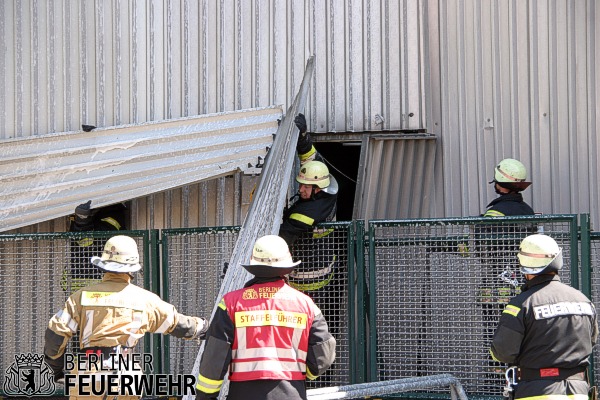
(313, 142), (361, 221)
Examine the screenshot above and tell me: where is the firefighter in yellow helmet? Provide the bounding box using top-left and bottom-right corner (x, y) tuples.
(483, 158), (534, 217)
(195, 235), (336, 400)
(44, 235), (209, 399)
(279, 115), (342, 357)
(491, 234), (598, 400)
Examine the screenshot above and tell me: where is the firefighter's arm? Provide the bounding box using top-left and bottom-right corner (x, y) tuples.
(196, 300), (234, 400)
(591, 303), (598, 345)
(490, 304), (524, 363)
(149, 299), (208, 340)
(294, 113), (317, 163)
(306, 308), (336, 380)
(44, 298), (79, 379)
(279, 203), (315, 246)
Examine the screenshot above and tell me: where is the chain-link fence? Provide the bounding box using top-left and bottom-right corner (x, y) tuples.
(367, 215), (579, 398)
(2, 215), (598, 400)
(0, 230), (150, 392)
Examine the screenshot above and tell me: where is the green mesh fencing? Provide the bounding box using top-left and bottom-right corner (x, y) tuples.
(367, 215), (579, 399)
(0, 230), (150, 396)
(161, 222), (357, 388)
(161, 226), (240, 377)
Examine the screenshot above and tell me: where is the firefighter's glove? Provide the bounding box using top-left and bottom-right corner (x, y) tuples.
(75, 200), (92, 218)
(220, 262), (229, 280)
(294, 113), (307, 134)
(192, 317), (209, 341)
(44, 354), (65, 383)
(73, 200), (94, 230)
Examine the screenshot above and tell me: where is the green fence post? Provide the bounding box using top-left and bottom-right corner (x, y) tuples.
(579, 214), (594, 386)
(367, 222), (377, 383)
(352, 220), (366, 384)
(146, 229), (163, 374)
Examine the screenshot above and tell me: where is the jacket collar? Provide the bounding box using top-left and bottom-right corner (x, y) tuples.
(523, 273), (560, 291)
(487, 192), (524, 208)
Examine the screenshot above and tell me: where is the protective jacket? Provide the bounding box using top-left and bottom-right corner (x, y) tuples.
(279, 191), (337, 246)
(483, 193), (534, 217)
(44, 272), (207, 396)
(490, 274), (598, 400)
(196, 277), (336, 400)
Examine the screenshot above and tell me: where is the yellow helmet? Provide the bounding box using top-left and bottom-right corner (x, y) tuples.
(91, 235), (141, 273)
(491, 158), (531, 190)
(296, 160), (330, 189)
(242, 235), (301, 277)
(517, 234), (563, 275)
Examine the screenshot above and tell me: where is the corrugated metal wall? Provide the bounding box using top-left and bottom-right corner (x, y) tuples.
(0, 0), (427, 231)
(1, 0), (599, 230)
(429, 0), (599, 228)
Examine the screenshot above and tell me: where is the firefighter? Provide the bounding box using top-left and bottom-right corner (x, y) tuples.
(44, 235), (209, 399)
(280, 113), (339, 291)
(66, 200), (128, 292)
(279, 113), (338, 247)
(490, 234), (598, 400)
(478, 158), (536, 388)
(195, 235), (336, 400)
(483, 158), (534, 217)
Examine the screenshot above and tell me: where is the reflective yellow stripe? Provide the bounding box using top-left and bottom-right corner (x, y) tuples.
(484, 209), (506, 217)
(312, 227), (334, 239)
(235, 310), (307, 329)
(77, 237), (94, 247)
(289, 272), (334, 291)
(218, 299), (227, 311)
(503, 305), (521, 317)
(290, 213), (314, 226)
(196, 374), (223, 394)
(306, 368), (318, 380)
(101, 217), (121, 230)
(489, 349), (500, 362)
(299, 146), (316, 162)
(516, 395), (588, 400)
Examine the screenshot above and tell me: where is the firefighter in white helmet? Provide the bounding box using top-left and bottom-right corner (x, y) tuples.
(483, 158), (534, 217)
(44, 235), (209, 399)
(491, 234), (598, 400)
(195, 235), (336, 400)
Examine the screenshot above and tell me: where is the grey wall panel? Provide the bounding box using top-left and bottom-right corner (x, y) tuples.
(430, 0), (599, 228)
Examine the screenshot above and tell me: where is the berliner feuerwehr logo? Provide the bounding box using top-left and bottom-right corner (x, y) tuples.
(3, 353), (55, 397)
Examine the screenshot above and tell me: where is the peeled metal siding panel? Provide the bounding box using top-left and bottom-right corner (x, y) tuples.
(0, 106), (281, 232)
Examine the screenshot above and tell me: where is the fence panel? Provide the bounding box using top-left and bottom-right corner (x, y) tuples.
(0, 230), (150, 395)
(162, 222), (358, 388)
(161, 226), (240, 377)
(367, 215), (579, 398)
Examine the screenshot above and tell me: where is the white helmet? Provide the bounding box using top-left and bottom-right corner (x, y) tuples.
(491, 158), (531, 191)
(91, 235), (142, 273)
(242, 235), (301, 278)
(517, 234), (563, 275)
